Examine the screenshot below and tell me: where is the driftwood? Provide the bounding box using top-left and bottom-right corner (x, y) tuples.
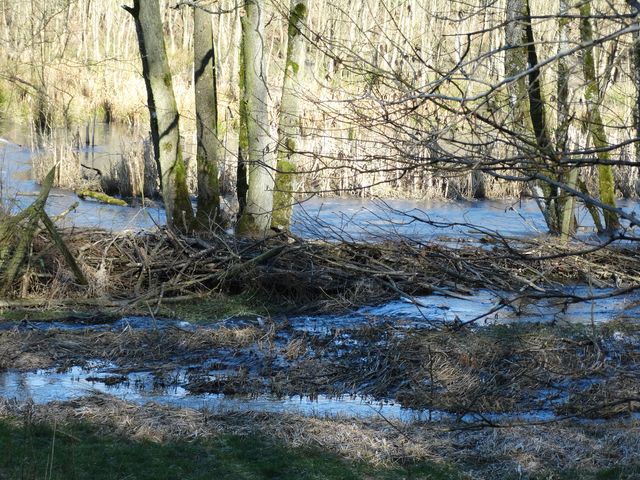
(2, 215), (638, 315)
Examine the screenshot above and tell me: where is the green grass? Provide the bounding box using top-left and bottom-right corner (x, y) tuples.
(0, 291), (291, 326)
(531, 466), (640, 480)
(155, 292), (294, 323)
(0, 419), (464, 480)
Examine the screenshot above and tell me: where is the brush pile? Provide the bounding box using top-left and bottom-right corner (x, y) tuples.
(3, 222), (640, 311)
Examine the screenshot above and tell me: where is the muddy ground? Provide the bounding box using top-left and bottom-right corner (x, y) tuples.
(0, 310), (639, 478)
(0, 313), (639, 419)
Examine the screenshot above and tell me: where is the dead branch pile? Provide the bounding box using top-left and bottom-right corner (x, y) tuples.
(3, 225), (640, 311)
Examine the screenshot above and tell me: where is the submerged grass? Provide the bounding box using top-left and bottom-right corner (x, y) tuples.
(0, 417), (462, 480)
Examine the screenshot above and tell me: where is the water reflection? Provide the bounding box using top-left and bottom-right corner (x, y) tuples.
(3, 122), (640, 238)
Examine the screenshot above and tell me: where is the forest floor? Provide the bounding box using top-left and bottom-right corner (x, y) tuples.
(1, 229), (640, 478)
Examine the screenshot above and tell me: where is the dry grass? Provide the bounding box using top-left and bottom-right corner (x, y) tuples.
(0, 313), (637, 422)
(0, 394), (637, 477)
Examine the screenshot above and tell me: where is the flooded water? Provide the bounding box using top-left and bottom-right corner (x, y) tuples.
(3, 122), (640, 238)
(2, 125), (640, 424)
(2, 361), (626, 424)
(0, 285), (638, 424)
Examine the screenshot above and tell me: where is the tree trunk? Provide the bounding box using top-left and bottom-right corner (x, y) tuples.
(271, 0), (308, 230)
(237, 29), (249, 219)
(124, 0), (194, 232)
(236, 0), (275, 236)
(631, 2), (640, 168)
(579, 1), (620, 232)
(504, 0), (528, 129)
(193, 2), (221, 230)
(505, 0), (559, 232)
(557, 0), (578, 241)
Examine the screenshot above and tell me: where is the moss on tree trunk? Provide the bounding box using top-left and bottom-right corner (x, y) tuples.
(579, 1), (619, 233)
(271, 0), (308, 230)
(236, 0), (275, 237)
(124, 0), (194, 233)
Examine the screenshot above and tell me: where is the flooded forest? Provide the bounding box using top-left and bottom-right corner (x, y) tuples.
(1, 0), (640, 478)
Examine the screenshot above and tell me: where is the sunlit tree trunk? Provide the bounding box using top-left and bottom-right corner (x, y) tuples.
(579, 1), (619, 233)
(236, 0), (275, 236)
(557, 0), (578, 241)
(124, 0), (194, 232)
(271, 0), (308, 230)
(193, 2), (221, 230)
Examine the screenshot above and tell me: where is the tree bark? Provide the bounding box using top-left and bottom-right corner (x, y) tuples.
(124, 0), (194, 232)
(579, 1), (620, 232)
(236, 0), (275, 236)
(271, 0), (308, 230)
(193, 1), (221, 230)
(557, 0), (578, 241)
(505, 0), (559, 233)
(630, 1), (640, 168)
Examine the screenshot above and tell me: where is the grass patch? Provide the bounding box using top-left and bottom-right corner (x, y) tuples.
(0, 418), (463, 480)
(531, 466), (640, 479)
(0, 291), (290, 326)
(0, 309), (112, 323)
(155, 292), (294, 323)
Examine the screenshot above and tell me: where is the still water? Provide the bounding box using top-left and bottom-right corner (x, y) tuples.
(3, 123), (639, 239)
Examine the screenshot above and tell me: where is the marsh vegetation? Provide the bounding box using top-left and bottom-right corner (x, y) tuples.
(1, 0), (640, 478)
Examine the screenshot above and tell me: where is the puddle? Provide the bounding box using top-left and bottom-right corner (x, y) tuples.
(0, 316), (197, 333)
(0, 362), (617, 424)
(283, 287), (640, 333)
(1, 286), (636, 337)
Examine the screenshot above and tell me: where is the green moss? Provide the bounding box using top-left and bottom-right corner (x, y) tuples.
(76, 189), (128, 206)
(235, 212), (260, 236)
(0, 81), (8, 114)
(579, 1), (619, 232)
(164, 73), (172, 88)
(171, 150), (194, 232)
(271, 157), (296, 229)
(158, 292), (289, 322)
